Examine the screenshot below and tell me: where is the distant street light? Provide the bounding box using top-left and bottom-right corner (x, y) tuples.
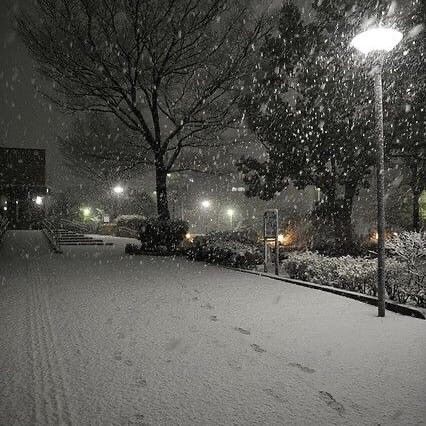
(200, 200), (212, 234)
(35, 196), (43, 206)
(81, 207), (91, 218)
(113, 185), (124, 195)
(226, 208), (235, 229)
(351, 27), (403, 318)
(201, 200), (211, 209)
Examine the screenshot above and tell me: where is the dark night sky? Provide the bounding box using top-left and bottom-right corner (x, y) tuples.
(0, 0), (72, 189)
(0, 0), (311, 191)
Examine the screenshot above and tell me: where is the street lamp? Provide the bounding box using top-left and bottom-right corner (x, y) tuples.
(201, 200), (211, 209)
(113, 185), (124, 195)
(200, 200), (211, 233)
(226, 208), (235, 229)
(81, 207), (91, 219)
(351, 27), (402, 317)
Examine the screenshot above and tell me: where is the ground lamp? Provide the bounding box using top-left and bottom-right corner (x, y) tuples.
(351, 27), (403, 317)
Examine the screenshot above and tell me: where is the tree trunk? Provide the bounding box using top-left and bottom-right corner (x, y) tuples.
(155, 160), (170, 221)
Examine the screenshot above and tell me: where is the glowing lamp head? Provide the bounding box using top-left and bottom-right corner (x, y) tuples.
(82, 207), (91, 217)
(201, 200), (211, 209)
(35, 196), (43, 206)
(351, 27), (403, 55)
(113, 185), (124, 195)
(226, 208), (235, 217)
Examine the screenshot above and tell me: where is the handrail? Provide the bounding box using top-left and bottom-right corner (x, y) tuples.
(42, 219), (62, 253)
(57, 218), (94, 234)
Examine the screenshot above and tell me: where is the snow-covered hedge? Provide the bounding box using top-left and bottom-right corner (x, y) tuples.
(386, 232), (425, 307)
(283, 249), (425, 307)
(187, 232), (263, 269)
(115, 214), (146, 230)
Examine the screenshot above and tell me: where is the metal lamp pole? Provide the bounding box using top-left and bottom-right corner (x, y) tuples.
(373, 60), (386, 317)
(351, 27), (403, 317)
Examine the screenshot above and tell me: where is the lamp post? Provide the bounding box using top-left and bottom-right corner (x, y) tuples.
(351, 27), (403, 317)
(112, 184), (125, 218)
(200, 200), (211, 234)
(227, 208), (235, 230)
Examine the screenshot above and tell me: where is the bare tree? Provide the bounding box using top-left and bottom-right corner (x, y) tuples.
(18, 0), (266, 219)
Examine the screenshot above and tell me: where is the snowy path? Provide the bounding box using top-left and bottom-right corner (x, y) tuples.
(1, 231), (425, 425)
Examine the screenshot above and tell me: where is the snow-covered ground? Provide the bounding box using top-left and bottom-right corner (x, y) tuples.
(1, 230), (425, 425)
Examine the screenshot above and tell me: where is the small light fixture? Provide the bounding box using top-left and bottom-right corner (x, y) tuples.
(35, 196), (43, 205)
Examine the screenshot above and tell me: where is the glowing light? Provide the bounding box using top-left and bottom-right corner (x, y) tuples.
(278, 233), (294, 246)
(351, 28), (403, 55)
(226, 208), (235, 217)
(81, 207), (91, 217)
(113, 185), (124, 195)
(185, 232), (192, 241)
(35, 196), (43, 206)
(201, 200), (211, 209)
(371, 231), (379, 241)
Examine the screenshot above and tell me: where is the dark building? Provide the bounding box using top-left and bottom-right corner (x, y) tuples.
(0, 147), (48, 229)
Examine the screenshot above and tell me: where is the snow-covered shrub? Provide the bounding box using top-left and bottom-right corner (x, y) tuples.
(139, 218), (189, 252)
(386, 232), (425, 307)
(115, 214), (146, 230)
(187, 232), (263, 268)
(283, 252), (423, 306)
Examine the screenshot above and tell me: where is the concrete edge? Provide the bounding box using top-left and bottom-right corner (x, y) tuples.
(229, 267), (426, 320)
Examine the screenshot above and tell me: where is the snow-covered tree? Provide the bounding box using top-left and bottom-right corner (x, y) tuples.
(386, 0), (425, 231)
(238, 0), (423, 251)
(17, 0), (266, 219)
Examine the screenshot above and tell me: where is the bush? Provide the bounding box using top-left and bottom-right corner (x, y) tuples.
(187, 231), (263, 268)
(115, 214), (146, 230)
(386, 232), (425, 307)
(139, 218), (189, 252)
(283, 251), (425, 307)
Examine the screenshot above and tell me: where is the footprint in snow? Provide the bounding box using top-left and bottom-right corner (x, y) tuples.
(114, 351), (123, 361)
(319, 391), (345, 415)
(135, 377), (147, 388)
(250, 343), (266, 353)
(117, 332), (125, 339)
(128, 413), (147, 425)
(124, 359), (133, 366)
(234, 327), (250, 335)
(201, 303), (214, 310)
(210, 315), (218, 322)
(288, 362), (315, 373)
